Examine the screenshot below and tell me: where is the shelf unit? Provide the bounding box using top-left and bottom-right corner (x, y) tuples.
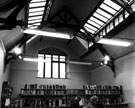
(18, 84), (128, 108)
(1, 81), (13, 107)
(84, 85), (127, 108)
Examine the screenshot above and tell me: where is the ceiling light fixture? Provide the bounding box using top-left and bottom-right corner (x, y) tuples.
(23, 29), (73, 39)
(22, 56), (92, 65)
(68, 61), (92, 65)
(23, 57), (39, 62)
(97, 38), (133, 47)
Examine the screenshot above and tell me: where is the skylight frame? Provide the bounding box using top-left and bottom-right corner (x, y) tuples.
(84, 23), (98, 31)
(27, 0), (47, 28)
(29, 2), (46, 8)
(93, 12), (108, 22)
(27, 0), (54, 29)
(28, 16), (43, 20)
(104, 0), (121, 10)
(29, 11), (44, 16)
(28, 19), (42, 24)
(82, 0), (123, 35)
(29, 7), (45, 13)
(100, 3), (117, 14)
(87, 20), (101, 28)
(90, 17), (104, 26)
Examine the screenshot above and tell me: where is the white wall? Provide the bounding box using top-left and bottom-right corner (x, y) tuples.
(115, 52), (135, 108)
(89, 52), (135, 108)
(0, 40), (10, 106)
(9, 37), (91, 98)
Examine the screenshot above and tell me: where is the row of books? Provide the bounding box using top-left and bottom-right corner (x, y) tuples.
(98, 97), (124, 105)
(20, 89), (121, 95)
(83, 85), (122, 94)
(19, 99), (69, 107)
(23, 84), (66, 90)
(20, 89), (66, 95)
(85, 89), (121, 95)
(83, 85), (122, 90)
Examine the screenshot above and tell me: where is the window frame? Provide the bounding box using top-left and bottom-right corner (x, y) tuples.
(37, 53), (67, 79)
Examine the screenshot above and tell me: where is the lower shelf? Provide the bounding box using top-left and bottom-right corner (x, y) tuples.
(4, 103), (128, 108)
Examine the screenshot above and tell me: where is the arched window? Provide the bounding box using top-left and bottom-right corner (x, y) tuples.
(37, 47), (67, 79)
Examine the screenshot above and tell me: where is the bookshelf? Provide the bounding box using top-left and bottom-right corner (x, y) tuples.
(18, 84), (128, 108)
(83, 85), (128, 108)
(1, 81), (13, 108)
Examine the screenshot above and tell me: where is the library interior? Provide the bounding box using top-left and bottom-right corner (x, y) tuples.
(0, 0), (135, 108)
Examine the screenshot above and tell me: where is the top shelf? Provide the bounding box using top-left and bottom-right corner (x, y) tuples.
(20, 89), (122, 96)
(20, 84), (123, 96)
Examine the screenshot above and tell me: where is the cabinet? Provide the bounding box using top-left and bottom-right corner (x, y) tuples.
(18, 84), (128, 108)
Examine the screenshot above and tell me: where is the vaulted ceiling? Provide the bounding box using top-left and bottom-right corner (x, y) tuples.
(0, 0), (135, 72)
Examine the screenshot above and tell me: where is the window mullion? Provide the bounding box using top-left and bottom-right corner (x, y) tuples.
(58, 56), (60, 79)
(51, 55), (53, 78)
(43, 54), (45, 78)
(65, 57), (67, 78)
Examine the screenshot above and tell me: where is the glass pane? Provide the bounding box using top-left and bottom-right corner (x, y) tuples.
(115, 18), (119, 26)
(93, 12), (108, 22)
(100, 3), (116, 14)
(29, 7), (44, 12)
(28, 25), (38, 29)
(106, 25), (110, 33)
(104, 0), (121, 10)
(119, 14), (123, 23)
(87, 20), (101, 28)
(32, 23), (40, 25)
(53, 55), (58, 61)
(131, 3), (135, 11)
(60, 63), (65, 78)
(110, 22), (114, 30)
(102, 29), (106, 36)
(60, 56), (65, 62)
(45, 55), (51, 78)
(29, 2), (46, 8)
(125, 11), (129, 18)
(100, 31), (103, 36)
(28, 24), (33, 27)
(28, 16), (42, 20)
(80, 29), (85, 33)
(84, 26), (95, 34)
(96, 9), (112, 19)
(53, 63), (58, 78)
(28, 19), (42, 24)
(84, 23), (97, 31)
(29, 11), (43, 16)
(90, 17), (104, 25)
(45, 55), (51, 60)
(38, 54), (44, 77)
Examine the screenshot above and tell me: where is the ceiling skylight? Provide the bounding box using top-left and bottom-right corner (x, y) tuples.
(27, 0), (53, 29)
(27, 0), (46, 28)
(82, 0), (123, 35)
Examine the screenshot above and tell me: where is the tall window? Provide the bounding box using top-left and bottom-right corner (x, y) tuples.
(37, 54), (66, 78)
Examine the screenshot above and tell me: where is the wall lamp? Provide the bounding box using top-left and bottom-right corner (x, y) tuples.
(100, 55), (110, 65)
(23, 28), (73, 39)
